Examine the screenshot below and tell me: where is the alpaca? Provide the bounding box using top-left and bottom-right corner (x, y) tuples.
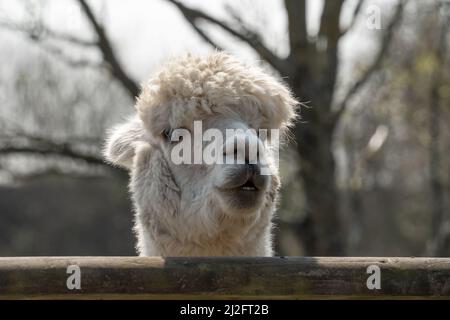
(104, 52), (298, 256)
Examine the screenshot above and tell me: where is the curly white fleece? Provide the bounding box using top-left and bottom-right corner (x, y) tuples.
(104, 52), (298, 256)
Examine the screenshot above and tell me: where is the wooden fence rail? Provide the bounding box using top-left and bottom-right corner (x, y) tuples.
(0, 257), (449, 299)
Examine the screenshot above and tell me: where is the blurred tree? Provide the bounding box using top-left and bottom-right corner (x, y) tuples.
(337, 0), (450, 256)
(0, 0), (408, 255)
(428, 1), (450, 256)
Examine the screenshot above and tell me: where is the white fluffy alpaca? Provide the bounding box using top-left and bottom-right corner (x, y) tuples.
(104, 53), (298, 256)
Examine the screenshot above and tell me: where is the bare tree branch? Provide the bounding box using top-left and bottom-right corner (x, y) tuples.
(333, 0), (405, 122)
(2, 2), (140, 97)
(341, 0), (366, 36)
(9, 168), (111, 182)
(44, 29), (97, 48)
(319, 0), (345, 47)
(0, 129), (105, 167)
(77, 0), (139, 98)
(40, 43), (103, 69)
(0, 131), (101, 148)
(18, 0), (141, 97)
(0, 145), (105, 167)
(0, 19), (107, 71)
(166, 0), (291, 76)
(0, 19), (97, 47)
(284, 0), (309, 65)
(182, 16), (224, 50)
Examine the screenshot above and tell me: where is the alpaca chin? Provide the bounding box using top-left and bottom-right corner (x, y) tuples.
(217, 188), (266, 214)
(215, 165), (270, 214)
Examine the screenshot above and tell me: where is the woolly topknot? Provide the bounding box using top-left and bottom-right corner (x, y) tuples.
(136, 52), (298, 137)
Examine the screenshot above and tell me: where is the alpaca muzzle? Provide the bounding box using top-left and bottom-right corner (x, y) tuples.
(217, 163), (269, 192)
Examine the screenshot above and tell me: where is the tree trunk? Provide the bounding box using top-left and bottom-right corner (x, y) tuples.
(297, 126), (343, 255)
(291, 74), (344, 255)
(427, 11), (449, 256)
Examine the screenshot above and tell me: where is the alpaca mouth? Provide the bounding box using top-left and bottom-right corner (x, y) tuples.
(216, 165), (268, 195)
(239, 179), (258, 191)
(216, 170), (269, 210)
(217, 177), (259, 192)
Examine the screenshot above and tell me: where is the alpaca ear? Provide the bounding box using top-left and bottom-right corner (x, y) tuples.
(103, 116), (148, 170)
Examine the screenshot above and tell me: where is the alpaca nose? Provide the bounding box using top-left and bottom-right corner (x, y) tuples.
(247, 163), (261, 175)
(223, 132), (262, 166)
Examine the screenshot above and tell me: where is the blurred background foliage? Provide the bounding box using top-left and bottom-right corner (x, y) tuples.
(0, 0), (449, 257)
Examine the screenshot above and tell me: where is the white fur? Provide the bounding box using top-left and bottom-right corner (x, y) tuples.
(104, 52), (298, 256)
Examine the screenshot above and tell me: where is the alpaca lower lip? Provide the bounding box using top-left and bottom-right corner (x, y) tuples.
(238, 180), (258, 191)
(217, 179), (259, 192)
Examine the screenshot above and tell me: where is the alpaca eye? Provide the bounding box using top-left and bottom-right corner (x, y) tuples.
(162, 128), (174, 142)
(162, 127), (188, 144)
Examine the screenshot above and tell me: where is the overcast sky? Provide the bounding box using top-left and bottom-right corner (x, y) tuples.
(0, 0), (395, 84)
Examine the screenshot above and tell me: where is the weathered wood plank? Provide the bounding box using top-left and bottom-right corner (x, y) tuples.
(0, 257), (449, 299)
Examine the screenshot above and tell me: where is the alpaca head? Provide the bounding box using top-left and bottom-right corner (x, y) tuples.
(104, 53), (298, 255)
